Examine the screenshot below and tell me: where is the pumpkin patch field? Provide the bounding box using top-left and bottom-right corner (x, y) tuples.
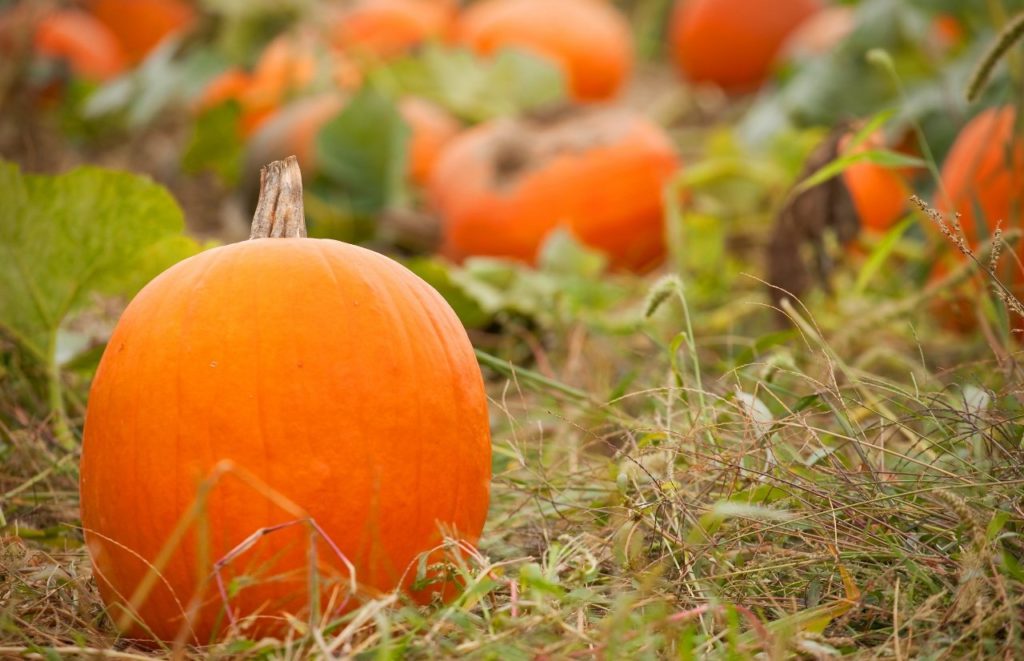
(4, 0), (1024, 657)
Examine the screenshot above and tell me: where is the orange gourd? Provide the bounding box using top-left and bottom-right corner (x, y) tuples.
(456, 0), (633, 101)
(33, 9), (126, 82)
(930, 107), (1024, 331)
(428, 107), (680, 270)
(841, 130), (913, 234)
(329, 0), (455, 58)
(670, 0), (822, 91)
(86, 0), (195, 64)
(936, 107), (1024, 247)
(80, 158), (491, 643)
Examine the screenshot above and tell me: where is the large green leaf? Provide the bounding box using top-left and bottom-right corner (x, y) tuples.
(0, 161), (199, 363)
(316, 89), (411, 215)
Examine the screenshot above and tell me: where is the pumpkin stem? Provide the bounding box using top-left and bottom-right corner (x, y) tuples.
(249, 156), (307, 239)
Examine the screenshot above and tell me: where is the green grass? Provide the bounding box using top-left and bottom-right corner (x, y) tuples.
(2, 249), (1023, 658)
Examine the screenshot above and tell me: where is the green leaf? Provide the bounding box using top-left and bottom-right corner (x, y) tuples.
(316, 88), (411, 214)
(852, 215), (915, 296)
(795, 149), (926, 195)
(182, 102), (244, 186)
(537, 229), (608, 277)
(0, 161), (197, 363)
(371, 45), (567, 122)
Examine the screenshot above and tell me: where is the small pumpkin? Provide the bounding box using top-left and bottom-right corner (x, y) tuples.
(328, 0), (455, 59)
(86, 0), (195, 64)
(80, 158), (492, 643)
(456, 0), (633, 101)
(936, 106), (1024, 248)
(669, 0), (822, 91)
(33, 9), (126, 82)
(428, 107), (680, 270)
(840, 130), (913, 235)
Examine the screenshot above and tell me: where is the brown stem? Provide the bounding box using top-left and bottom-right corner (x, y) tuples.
(249, 156), (307, 239)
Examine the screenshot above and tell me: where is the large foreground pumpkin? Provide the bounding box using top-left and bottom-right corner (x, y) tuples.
(428, 107), (680, 270)
(80, 158), (492, 644)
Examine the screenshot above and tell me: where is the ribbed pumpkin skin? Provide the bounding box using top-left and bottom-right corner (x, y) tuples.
(456, 0), (633, 101)
(429, 110), (679, 271)
(80, 239), (491, 643)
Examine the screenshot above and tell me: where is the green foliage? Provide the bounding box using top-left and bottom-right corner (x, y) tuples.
(183, 102), (245, 185)
(316, 88), (411, 216)
(741, 0), (1018, 157)
(0, 161), (203, 365)
(410, 231), (632, 331)
(84, 41), (227, 129)
(370, 45), (568, 122)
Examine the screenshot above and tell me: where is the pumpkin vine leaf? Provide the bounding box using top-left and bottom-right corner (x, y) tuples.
(0, 160), (203, 448)
(316, 88), (412, 215)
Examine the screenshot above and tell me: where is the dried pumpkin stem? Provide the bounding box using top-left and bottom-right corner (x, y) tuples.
(249, 156), (307, 239)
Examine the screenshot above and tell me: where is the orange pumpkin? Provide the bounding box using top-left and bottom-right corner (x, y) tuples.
(33, 9), (126, 82)
(86, 0), (195, 64)
(841, 130), (913, 234)
(428, 108), (680, 270)
(399, 97), (461, 186)
(456, 0), (633, 101)
(936, 107), (1024, 245)
(329, 0), (455, 58)
(80, 158), (491, 643)
(670, 0), (822, 91)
